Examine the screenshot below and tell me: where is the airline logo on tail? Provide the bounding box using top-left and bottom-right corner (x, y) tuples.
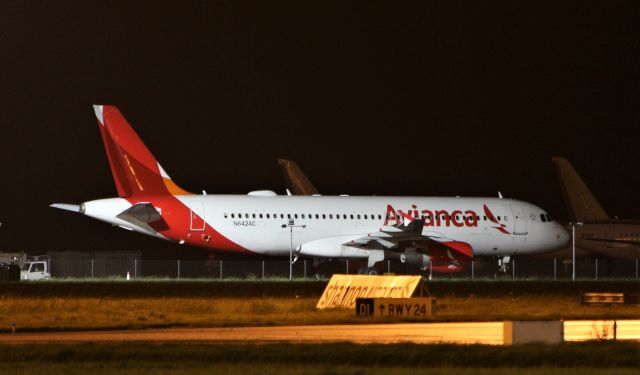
(90, 105), (247, 253)
(94, 105), (191, 197)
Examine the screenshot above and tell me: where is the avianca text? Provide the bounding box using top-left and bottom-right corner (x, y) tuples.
(385, 204), (478, 227)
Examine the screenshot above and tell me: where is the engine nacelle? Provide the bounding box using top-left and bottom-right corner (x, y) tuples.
(399, 252), (430, 268)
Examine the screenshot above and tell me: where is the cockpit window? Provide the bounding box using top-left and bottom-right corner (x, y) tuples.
(539, 213), (553, 222)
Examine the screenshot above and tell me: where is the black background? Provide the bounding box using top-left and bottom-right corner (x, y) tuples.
(0, 1), (639, 258)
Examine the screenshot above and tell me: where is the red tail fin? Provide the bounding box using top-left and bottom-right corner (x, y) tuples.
(94, 105), (191, 197)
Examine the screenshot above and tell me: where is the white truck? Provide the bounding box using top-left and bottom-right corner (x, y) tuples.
(0, 253), (51, 281)
(20, 259), (51, 280)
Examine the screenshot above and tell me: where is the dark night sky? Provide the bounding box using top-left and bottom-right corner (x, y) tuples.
(0, 1), (639, 258)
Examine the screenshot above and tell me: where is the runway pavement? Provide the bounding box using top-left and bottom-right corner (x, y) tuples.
(0, 322), (504, 345)
(1, 320), (638, 345)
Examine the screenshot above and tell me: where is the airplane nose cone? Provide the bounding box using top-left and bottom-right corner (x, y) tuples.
(556, 226), (570, 246)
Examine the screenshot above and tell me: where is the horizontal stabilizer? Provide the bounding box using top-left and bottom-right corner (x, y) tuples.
(50, 203), (83, 213)
(116, 203), (163, 232)
(117, 203), (161, 223)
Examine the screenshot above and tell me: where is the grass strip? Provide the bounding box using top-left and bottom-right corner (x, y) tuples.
(2, 295), (639, 332)
(3, 364), (639, 375)
(1, 342), (638, 368)
(2, 279), (639, 298)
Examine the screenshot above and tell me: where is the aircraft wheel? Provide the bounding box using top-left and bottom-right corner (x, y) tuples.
(364, 267), (378, 276)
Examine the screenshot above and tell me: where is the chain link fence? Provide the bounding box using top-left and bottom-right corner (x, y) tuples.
(39, 251), (640, 280)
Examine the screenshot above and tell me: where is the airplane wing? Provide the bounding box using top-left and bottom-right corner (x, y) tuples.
(343, 218), (474, 260)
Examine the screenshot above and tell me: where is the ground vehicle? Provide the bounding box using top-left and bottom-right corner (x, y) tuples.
(19, 257), (51, 280)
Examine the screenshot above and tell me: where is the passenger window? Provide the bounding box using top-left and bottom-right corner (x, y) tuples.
(497, 216), (501, 221)
(224, 213), (228, 218)
(287, 214), (291, 219)
(252, 214), (256, 219)
(364, 215), (368, 219)
(259, 214), (263, 219)
(378, 214), (382, 220)
(504, 216), (508, 220)
(540, 214), (546, 222)
(245, 214), (249, 218)
(316, 214), (319, 219)
(329, 214), (333, 219)
(294, 214), (298, 219)
(350, 214), (354, 219)
(266, 214), (270, 219)
(344, 214), (347, 219)
(357, 214), (361, 219)
(322, 214), (326, 219)
(231, 214), (234, 218)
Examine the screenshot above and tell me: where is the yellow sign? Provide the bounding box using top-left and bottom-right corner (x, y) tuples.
(316, 275), (428, 309)
(356, 298), (435, 318)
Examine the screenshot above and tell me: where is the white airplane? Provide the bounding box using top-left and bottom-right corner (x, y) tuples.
(552, 156), (640, 259)
(51, 105), (569, 274)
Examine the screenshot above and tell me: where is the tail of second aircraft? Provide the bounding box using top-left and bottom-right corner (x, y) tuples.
(94, 105), (191, 197)
(551, 156), (608, 222)
(277, 158), (320, 195)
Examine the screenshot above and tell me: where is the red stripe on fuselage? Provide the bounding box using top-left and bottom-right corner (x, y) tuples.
(125, 195), (250, 254)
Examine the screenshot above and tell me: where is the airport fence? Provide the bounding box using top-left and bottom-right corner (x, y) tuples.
(42, 252), (640, 280)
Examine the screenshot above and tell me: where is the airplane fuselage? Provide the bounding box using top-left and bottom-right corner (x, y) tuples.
(53, 105), (570, 270)
(82, 194), (568, 259)
(574, 221), (640, 259)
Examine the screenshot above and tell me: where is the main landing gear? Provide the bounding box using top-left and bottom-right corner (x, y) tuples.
(357, 267), (379, 275)
(497, 256), (512, 274)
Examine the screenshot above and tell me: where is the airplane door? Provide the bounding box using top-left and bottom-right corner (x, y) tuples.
(189, 200), (206, 231)
(510, 205), (527, 235)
